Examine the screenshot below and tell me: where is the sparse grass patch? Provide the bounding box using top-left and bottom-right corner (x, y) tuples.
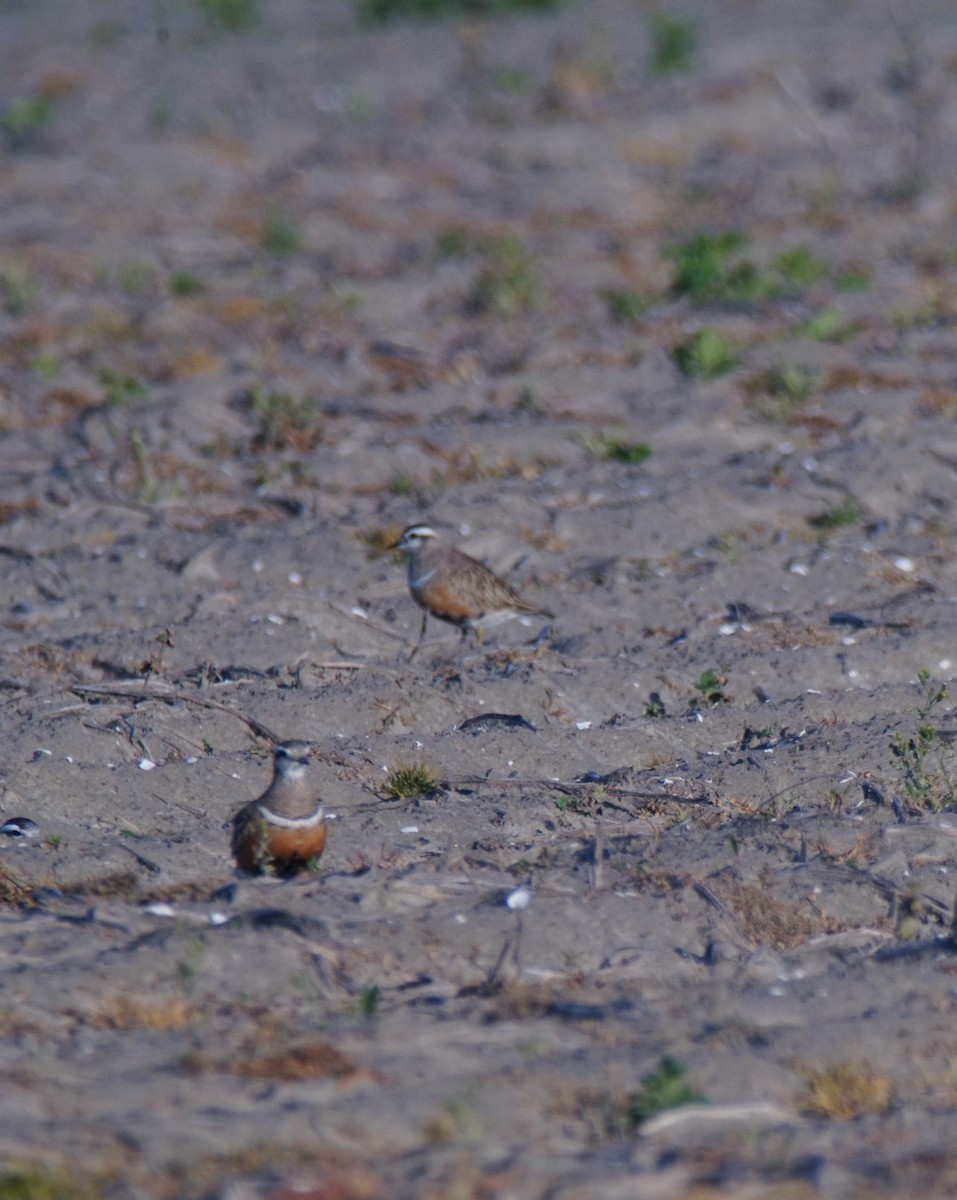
(359, 524), (403, 555)
(383, 761), (438, 800)
(98, 369), (148, 408)
(673, 327), (736, 379)
(260, 209), (302, 256)
(436, 227), (471, 258)
(667, 233), (829, 304)
(1, 95), (52, 148)
(693, 667), (730, 706)
(581, 432), (652, 465)
(197, 0), (260, 30)
(808, 496), (861, 531)
(0, 1165), (86, 1200)
(626, 1057), (703, 1126)
(466, 234), (539, 317)
(91, 994), (198, 1031)
(0, 263), (37, 316)
(599, 286), (651, 323)
(744, 363), (819, 422)
(797, 306), (856, 342)
(799, 1060), (893, 1120)
(647, 13), (698, 74)
(242, 388), (323, 453)
(890, 669), (957, 811)
(170, 271), (205, 297)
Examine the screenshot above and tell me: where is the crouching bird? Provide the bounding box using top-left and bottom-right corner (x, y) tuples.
(232, 741), (327, 877)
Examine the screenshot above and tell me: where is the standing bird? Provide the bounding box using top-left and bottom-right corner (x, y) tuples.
(391, 524), (554, 658)
(231, 741), (328, 877)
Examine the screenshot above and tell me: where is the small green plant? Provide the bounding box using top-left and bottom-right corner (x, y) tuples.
(197, 0), (260, 30)
(835, 266), (871, 292)
(890, 670), (956, 811)
(1, 95), (52, 147)
(170, 271), (205, 297)
(666, 231), (750, 302)
(582, 433), (652, 465)
(626, 1057), (703, 1126)
(694, 668), (730, 705)
(0, 263), (36, 316)
(32, 352), (58, 382)
(673, 327), (737, 379)
(260, 210), (302, 256)
(744, 363), (818, 421)
(99, 370), (148, 407)
(647, 13), (698, 74)
(808, 496), (860, 531)
(383, 761), (438, 800)
(773, 246), (826, 286)
(466, 234), (538, 317)
(0, 1164), (80, 1200)
(599, 287), (650, 323)
(359, 984), (381, 1016)
(436, 227), (471, 258)
(798, 306), (855, 342)
(245, 388), (323, 453)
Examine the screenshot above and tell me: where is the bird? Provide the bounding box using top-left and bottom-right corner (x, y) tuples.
(390, 523), (553, 658)
(231, 741), (328, 877)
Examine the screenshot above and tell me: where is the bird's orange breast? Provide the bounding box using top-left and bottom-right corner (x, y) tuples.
(232, 806), (327, 876)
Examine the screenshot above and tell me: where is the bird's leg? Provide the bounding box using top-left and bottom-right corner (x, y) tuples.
(408, 609), (428, 661)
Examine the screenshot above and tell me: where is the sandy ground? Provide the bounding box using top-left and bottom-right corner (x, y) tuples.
(2, 0), (957, 1196)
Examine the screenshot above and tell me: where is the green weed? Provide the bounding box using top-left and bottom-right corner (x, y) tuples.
(673, 327), (736, 379)
(1, 96), (52, 147)
(467, 234), (538, 317)
(744, 363), (818, 421)
(694, 668), (730, 705)
(599, 287), (651, 323)
(797, 306), (856, 342)
(383, 761), (438, 800)
(626, 1057), (703, 1126)
(647, 13), (698, 74)
(260, 210), (302, 256)
(808, 496), (860, 531)
(197, 0), (260, 30)
(890, 669), (957, 811)
(245, 389), (323, 453)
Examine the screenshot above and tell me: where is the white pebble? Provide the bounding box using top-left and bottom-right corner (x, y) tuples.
(138, 759), (156, 771)
(506, 887), (531, 910)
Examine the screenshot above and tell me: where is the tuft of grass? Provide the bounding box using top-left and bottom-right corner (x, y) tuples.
(673, 327), (737, 379)
(890, 669), (956, 812)
(797, 306), (856, 342)
(808, 496), (861, 531)
(260, 210), (302, 256)
(647, 13), (698, 74)
(170, 271), (205, 297)
(99, 370), (148, 408)
(1, 95), (52, 147)
(0, 263), (37, 316)
(92, 994), (197, 1031)
(383, 761), (438, 801)
(243, 388), (323, 453)
(582, 433), (652, 465)
(799, 1060), (893, 1120)
(436, 227), (471, 258)
(599, 287), (651, 323)
(773, 246), (827, 286)
(197, 0), (260, 30)
(666, 231), (750, 302)
(626, 1057), (703, 1126)
(0, 1165), (83, 1200)
(694, 667), (730, 706)
(466, 234), (538, 317)
(744, 363), (819, 422)
(357, 0), (560, 22)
